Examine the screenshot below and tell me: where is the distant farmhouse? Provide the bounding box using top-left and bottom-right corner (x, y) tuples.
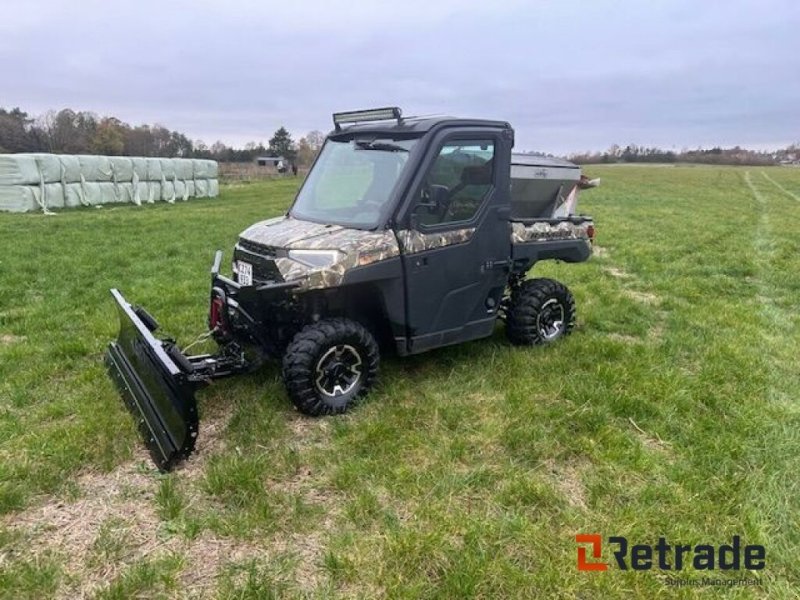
(256, 156), (286, 168)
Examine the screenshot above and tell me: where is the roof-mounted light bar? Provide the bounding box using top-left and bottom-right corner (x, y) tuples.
(332, 107), (403, 131)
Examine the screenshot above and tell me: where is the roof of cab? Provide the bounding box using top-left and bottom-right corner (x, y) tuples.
(329, 116), (512, 138)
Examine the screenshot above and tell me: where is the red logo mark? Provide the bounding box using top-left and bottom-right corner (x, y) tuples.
(576, 534), (608, 571)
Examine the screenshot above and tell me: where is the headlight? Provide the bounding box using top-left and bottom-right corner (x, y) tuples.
(287, 249), (341, 268)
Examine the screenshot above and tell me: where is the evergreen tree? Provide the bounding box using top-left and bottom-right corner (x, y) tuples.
(268, 126), (296, 161)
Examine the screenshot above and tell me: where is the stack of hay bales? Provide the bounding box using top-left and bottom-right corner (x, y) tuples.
(0, 154), (219, 213)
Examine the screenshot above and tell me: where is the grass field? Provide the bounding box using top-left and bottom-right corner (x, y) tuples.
(0, 166), (798, 598)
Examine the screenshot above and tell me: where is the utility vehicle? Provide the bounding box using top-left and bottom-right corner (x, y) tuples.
(106, 107), (597, 470)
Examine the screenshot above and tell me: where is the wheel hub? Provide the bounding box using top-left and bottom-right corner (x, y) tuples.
(537, 298), (565, 340)
(315, 344), (362, 398)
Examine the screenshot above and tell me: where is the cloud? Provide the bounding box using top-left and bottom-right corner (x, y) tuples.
(0, 0), (797, 153)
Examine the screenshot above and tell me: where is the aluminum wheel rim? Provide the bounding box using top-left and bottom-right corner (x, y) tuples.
(537, 298), (565, 340)
(315, 344), (362, 398)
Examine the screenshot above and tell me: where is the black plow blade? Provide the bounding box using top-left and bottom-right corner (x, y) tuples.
(105, 289), (199, 471)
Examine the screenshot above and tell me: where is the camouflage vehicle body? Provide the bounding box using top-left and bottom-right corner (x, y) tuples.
(237, 216), (401, 291)
(236, 216), (483, 292)
(105, 107), (597, 471)
(510, 219), (592, 244)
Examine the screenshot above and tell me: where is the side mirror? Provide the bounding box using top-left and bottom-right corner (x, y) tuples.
(417, 184), (449, 210)
(410, 184), (449, 229)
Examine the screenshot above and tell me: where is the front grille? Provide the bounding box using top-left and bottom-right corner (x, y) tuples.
(234, 243), (284, 283)
(237, 238), (277, 257)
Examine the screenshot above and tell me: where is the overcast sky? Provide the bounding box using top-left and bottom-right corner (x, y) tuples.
(1, 0), (798, 154)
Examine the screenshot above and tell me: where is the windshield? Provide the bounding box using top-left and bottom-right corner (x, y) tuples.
(290, 136), (418, 228)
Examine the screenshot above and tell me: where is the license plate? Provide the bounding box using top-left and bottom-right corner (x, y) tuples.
(237, 261), (253, 286)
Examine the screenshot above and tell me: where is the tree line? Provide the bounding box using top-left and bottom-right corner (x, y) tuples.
(5, 105), (797, 167)
(0, 106), (325, 166)
(569, 143), (800, 166)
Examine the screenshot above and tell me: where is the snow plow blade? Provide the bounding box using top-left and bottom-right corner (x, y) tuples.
(105, 289), (199, 471)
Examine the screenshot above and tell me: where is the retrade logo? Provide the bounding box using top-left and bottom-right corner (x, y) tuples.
(576, 535), (765, 572)
(576, 534), (608, 571)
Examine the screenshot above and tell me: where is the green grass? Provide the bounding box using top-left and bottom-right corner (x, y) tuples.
(0, 167), (798, 598)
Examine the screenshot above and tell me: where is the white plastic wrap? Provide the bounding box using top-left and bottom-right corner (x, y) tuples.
(0, 184), (39, 211)
(147, 181), (161, 204)
(110, 157), (134, 182)
(161, 180), (176, 203)
(160, 159), (176, 179)
(174, 179), (187, 201)
(145, 158), (162, 181)
(0, 153), (219, 212)
(64, 182), (85, 208)
(175, 158), (194, 180)
(34, 154), (64, 184)
(79, 155), (114, 182)
(131, 157), (148, 180)
(193, 159), (212, 179)
(0, 154), (40, 185)
(60, 155), (82, 183)
(194, 179), (209, 198)
(43, 182), (66, 208)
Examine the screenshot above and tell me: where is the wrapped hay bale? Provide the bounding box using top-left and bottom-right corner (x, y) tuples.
(160, 159), (176, 180)
(0, 185), (40, 212)
(175, 158), (194, 180)
(78, 155), (113, 182)
(205, 160), (219, 179)
(100, 181), (118, 204)
(60, 155), (82, 183)
(110, 157), (134, 204)
(80, 181), (120, 205)
(145, 158), (162, 181)
(43, 182), (66, 208)
(110, 157), (134, 182)
(161, 180), (176, 203)
(34, 154), (63, 183)
(114, 182), (134, 204)
(64, 182), (85, 207)
(147, 181), (161, 203)
(194, 179), (209, 198)
(0, 154), (40, 186)
(174, 179), (188, 201)
(131, 157), (148, 180)
(80, 181), (102, 205)
(193, 159), (211, 179)
(134, 181), (149, 204)
(1, 153), (219, 211)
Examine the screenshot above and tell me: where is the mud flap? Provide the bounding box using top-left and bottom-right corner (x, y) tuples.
(105, 289), (199, 471)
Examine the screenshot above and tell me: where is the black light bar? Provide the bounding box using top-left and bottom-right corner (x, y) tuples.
(332, 107), (403, 131)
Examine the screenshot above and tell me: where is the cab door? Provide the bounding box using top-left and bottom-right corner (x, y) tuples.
(398, 129), (512, 353)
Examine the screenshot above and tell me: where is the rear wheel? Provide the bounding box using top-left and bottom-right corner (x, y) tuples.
(282, 318), (379, 416)
(505, 278), (576, 345)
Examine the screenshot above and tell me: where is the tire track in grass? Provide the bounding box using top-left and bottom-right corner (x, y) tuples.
(744, 171), (794, 339)
(743, 171), (799, 592)
(760, 170), (800, 202)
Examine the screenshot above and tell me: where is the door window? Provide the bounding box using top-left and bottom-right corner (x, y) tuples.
(414, 140), (495, 227)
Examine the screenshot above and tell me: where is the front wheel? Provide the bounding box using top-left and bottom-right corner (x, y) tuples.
(282, 318), (379, 416)
(505, 278), (576, 345)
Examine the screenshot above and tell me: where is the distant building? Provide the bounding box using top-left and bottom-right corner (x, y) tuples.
(256, 156), (285, 167)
